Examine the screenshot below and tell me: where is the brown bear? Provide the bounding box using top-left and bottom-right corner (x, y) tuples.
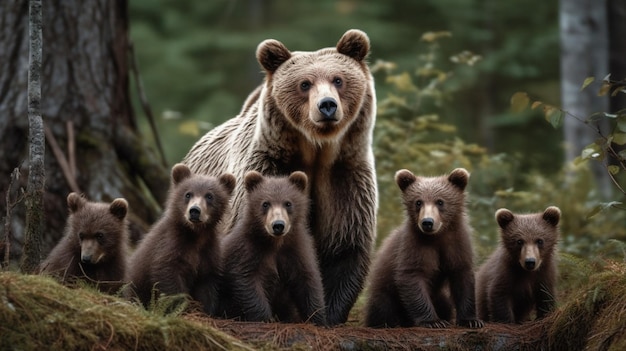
(475, 206), (561, 324)
(183, 29), (377, 325)
(219, 171), (327, 326)
(124, 163), (235, 315)
(364, 168), (483, 329)
(39, 192), (129, 293)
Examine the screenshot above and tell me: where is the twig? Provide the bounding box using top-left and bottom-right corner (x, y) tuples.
(3, 168), (24, 269)
(67, 120), (77, 179)
(128, 40), (167, 167)
(44, 124), (80, 193)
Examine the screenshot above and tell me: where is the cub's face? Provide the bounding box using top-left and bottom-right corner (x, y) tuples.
(496, 206), (561, 271)
(395, 168), (469, 236)
(66, 193), (128, 265)
(256, 30), (372, 143)
(170, 163), (236, 229)
(244, 171), (308, 238)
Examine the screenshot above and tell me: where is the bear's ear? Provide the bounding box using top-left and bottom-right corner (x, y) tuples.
(256, 39), (291, 73)
(67, 192), (86, 213)
(395, 169), (417, 192)
(495, 208), (515, 229)
(109, 198), (128, 220)
(336, 29), (370, 62)
(542, 206), (561, 227)
(289, 171), (308, 192)
(171, 163), (192, 185)
(244, 171), (264, 193)
(219, 173), (237, 196)
(447, 168), (470, 191)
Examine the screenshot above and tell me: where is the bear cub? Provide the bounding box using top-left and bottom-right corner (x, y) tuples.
(125, 163), (235, 315)
(39, 192), (130, 293)
(220, 171), (327, 326)
(364, 168), (483, 329)
(475, 206), (561, 323)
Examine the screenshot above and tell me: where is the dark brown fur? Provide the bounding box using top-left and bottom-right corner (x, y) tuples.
(39, 193), (129, 293)
(184, 30), (376, 325)
(125, 164), (235, 314)
(364, 168), (483, 329)
(476, 206), (561, 323)
(220, 171), (327, 326)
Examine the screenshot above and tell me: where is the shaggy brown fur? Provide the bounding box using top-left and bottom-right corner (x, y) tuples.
(476, 206), (561, 323)
(364, 168), (483, 329)
(184, 29), (377, 325)
(125, 164), (235, 314)
(39, 193), (129, 293)
(220, 171), (327, 326)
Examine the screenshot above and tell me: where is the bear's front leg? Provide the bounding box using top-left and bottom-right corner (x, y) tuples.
(449, 269), (484, 328)
(397, 276), (449, 328)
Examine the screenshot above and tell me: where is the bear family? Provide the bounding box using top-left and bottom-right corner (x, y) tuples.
(220, 171), (327, 326)
(39, 192), (129, 293)
(476, 206), (561, 323)
(183, 29), (377, 325)
(364, 168), (483, 329)
(125, 163), (235, 314)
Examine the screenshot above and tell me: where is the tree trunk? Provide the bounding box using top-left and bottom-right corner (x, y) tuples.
(0, 0), (169, 265)
(608, 0), (626, 113)
(559, 0), (611, 197)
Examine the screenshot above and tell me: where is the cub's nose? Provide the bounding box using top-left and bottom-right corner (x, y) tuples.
(524, 258), (536, 270)
(421, 218), (435, 232)
(272, 220), (286, 235)
(189, 206), (201, 222)
(318, 97), (337, 120)
(81, 255), (93, 264)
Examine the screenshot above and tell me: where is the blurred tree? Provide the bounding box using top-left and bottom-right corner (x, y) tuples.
(0, 0), (168, 265)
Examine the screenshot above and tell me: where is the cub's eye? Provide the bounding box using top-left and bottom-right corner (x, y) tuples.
(262, 202), (270, 208)
(333, 77), (342, 87)
(285, 201), (292, 208)
(205, 193), (213, 201)
(185, 192), (192, 199)
(78, 233), (84, 240)
(96, 232), (104, 240)
(300, 81), (311, 91)
(537, 239), (544, 245)
(516, 239), (524, 246)
(415, 200), (422, 208)
(436, 200), (444, 206)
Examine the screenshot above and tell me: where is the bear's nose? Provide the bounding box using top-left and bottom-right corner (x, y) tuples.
(189, 206), (201, 222)
(81, 254), (93, 264)
(524, 258), (536, 270)
(318, 97), (337, 120)
(421, 218), (435, 232)
(272, 220), (286, 235)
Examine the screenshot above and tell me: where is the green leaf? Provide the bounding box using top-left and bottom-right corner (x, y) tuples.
(531, 101), (542, 110)
(585, 201), (622, 219)
(598, 81), (611, 96)
(618, 149), (626, 161)
(617, 116), (626, 132)
(613, 132), (626, 145)
(510, 92), (529, 113)
(608, 165), (620, 175)
(581, 76), (595, 91)
(549, 111), (564, 128)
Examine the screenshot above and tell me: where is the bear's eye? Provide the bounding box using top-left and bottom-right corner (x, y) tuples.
(185, 192), (192, 199)
(285, 201), (292, 208)
(333, 77), (342, 87)
(516, 239), (524, 246)
(300, 81), (311, 91)
(262, 201), (270, 209)
(537, 239), (544, 246)
(78, 232), (84, 240)
(415, 200), (422, 208)
(436, 200), (444, 207)
(205, 193), (213, 201)
(96, 232), (104, 240)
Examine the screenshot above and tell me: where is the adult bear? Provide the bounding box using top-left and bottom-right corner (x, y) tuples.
(184, 29), (377, 325)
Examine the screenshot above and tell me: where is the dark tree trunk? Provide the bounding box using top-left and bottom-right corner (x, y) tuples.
(0, 0), (169, 265)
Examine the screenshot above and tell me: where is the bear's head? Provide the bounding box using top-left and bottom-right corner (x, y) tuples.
(169, 163), (236, 229)
(67, 192), (128, 265)
(256, 29), (373, 142)
(395, 168), (470, 236)
(496, 206), (561, 272)
(243, 171), (309, 237)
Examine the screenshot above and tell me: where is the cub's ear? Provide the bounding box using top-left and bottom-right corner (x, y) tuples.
(495, 208), (515, 229)
(109, 198), (129, 220)
(171, 163), (192, 185)
(289, 171), (308, 192)
(219, 173), (237, 196)
(395, 169), (417, 192)
(336, 29), (370, 62)
(448, 168), (470, 191)
(67, 192), (87, 213)
(542, 206), (561, 227)
(244, 171), (265, 193)
(256, 39), (291, 73)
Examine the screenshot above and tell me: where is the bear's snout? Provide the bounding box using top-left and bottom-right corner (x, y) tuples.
(524, 258), (536, 270)
(420, 218), (435, 233)
(189, 205), (201, 222)
(81, 254), (93, 264)
(271, 220), (286, 235)
(318, 97), (338, 120)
